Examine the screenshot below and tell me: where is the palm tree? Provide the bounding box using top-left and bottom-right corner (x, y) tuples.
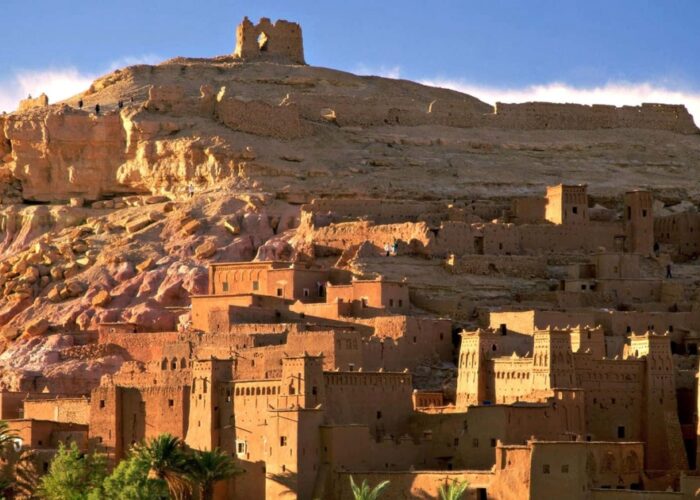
(349, 476), (390, 500)
(186, 448), (241, 500)
(133, 434), (192, 499)
(0, 420), (39, 498)
(438, 479), (469, 500)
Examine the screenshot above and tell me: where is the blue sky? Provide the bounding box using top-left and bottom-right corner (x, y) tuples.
(2, 1), (700, 118)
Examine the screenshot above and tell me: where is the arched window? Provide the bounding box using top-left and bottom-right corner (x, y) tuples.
(161, 358), (168, 370)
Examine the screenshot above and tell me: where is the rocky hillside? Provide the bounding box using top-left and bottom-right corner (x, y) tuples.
(0, 40), (699, 390)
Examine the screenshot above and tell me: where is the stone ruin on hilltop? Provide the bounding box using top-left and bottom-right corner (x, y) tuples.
(233, 16), (305, 65)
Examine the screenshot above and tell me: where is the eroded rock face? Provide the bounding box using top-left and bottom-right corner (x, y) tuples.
(0, 39), (698, 389)
(5, 106), (127, 201)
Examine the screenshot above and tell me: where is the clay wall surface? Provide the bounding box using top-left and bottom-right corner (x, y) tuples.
(413, 391), (444, 408)
(24, 397), (90, 425)
(488, 310), (596, 336)
(321, 425), (433, 473)
(512, 196), (547, 223)
(518, 222), (623, 254)
(546, 184), (589, 225)
(97, 330), (181, 362)
(208, 260), (282, 295)
(655, 212), (700, 257)
(328, 280), (410, 312)
(286, 328), (363, 371)
(594, 253), (642, 279)
(8, 419), (88, 450)
(323, 371), (413, 436)
(90, 384), (189, 460)
(575, 356), (645, 442)
(490, 102), (698, 134)
(528, 441), (646, 499)
(593, 310), (696, 338)
(412, 399), (583, 471)
(359, 316), (453, 371)
(594, 279), (662, 303)
(0, 391), (56, 419)
(267, 267), (329, 301)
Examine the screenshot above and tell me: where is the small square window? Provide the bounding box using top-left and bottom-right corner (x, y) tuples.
(572, 206), (578, 214)
(490, 438), (496, 447)
(99, 400), (105, 409)
(398, 299), (403, 307)
(389, 299), (394, 307)
(280, 436), (287, 446)
(276, 288), (283, 297)
(472, 438), (479, 448)
(252, 281), (259, 291)
(222, 282), (229, 292)
(168, 399), (174, 407)
(376, 411), (382, 419)
(543, 464), (550, 474)
(561, 464), (569, 473)
(303, 288), (310, 297)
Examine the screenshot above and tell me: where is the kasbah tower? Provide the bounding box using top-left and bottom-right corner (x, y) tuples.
(1, 9), (700, 500)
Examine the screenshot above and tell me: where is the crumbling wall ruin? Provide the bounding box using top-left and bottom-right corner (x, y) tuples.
(490, 101), (698, 134)
(17, 93), (49, 112)
(233, 17), (305, 64)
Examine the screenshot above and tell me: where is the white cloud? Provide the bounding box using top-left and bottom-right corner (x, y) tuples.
(419, 78), (700, 126)
(0, 54), (162, 113)
(354, 64), (402, 80)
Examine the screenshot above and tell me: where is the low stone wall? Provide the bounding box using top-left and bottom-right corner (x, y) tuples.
(445, 254), (547, 278)
(489, 101), (698, 134)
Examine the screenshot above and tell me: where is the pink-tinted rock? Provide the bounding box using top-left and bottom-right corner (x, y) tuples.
(124, 300), (177, 331)
(217, 235), (255, 262)
(137, 268), (167, 298)
(181, 266), (208, 296)
(242, 212), (274, 246)
(114, 261), (136, 281)
(255, 238), (293, 261)
(0, 296), (32, 326)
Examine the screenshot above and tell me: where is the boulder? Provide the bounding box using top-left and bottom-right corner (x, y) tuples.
(181, 219), (202, 235)
(91, 290), (111, 308)
(195, 240), (217, 259)
(24, 318), (49, 337)
(135, 258), (155, 273)
(65, 281), (85, 298)
(47, 287), (62, 303)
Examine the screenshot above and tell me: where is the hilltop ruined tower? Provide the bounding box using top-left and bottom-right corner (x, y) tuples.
(233, 17), (305, 65)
